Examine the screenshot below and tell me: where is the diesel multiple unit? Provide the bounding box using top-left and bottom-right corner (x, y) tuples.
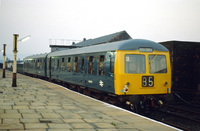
(24, 39), (171, 111)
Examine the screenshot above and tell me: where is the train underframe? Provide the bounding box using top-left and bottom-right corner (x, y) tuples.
(54, 79), (166, 113)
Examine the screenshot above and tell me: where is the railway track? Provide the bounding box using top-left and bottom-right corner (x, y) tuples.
(146, 98), (200, 131)
(64, 81), (200, 131)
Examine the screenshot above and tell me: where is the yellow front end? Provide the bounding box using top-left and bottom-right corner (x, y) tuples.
(114, 50), (171, 95)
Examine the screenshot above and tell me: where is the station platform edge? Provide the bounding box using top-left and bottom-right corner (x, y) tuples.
(0, 70), (180, 131)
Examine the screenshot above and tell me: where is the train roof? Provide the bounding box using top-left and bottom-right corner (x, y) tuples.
(24, 53), (48, 60)
(24, 39), (168, 60)
(47, 39), (168, 57)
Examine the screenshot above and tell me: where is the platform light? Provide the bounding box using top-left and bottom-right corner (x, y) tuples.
(18, 35), (31, 42)
(12, 34), (31, 87)
(2, 44), (6, 78)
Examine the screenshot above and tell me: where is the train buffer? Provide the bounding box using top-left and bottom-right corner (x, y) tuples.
(0, 70), (180, 130)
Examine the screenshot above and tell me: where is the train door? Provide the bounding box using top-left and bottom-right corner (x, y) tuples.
(106, 53), (115, 93)
(95, 52), (115, 93)
(95, 54), (109, 91)
(80, 57), (86, 87)
(45, 56), (47, 77)
(49, 57), (52, 78)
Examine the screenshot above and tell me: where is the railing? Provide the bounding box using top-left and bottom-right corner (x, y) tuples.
(49, 39), (81, 46)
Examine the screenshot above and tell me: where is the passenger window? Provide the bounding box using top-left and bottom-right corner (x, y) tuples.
(97, 55), (106, 75)
(87, 56), (95, 74)
(67, 57), (71, 72)
(47, 59), (49, 69)
(40, 59), (42, 69)
(42, 59), (44, 69)
(37, 59), (40, 69)
(54, 59), (57, 70)
(33, 60), (36, 68)
(74, 57), (79, 73)
(57, 59), (60, 70)
(61, 58), (65, 71)
(81, 59), (84, 71)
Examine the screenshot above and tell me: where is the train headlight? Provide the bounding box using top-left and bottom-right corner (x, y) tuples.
(124, 82), (130, 93)
(124, 85), (129, 92)
(164, 81), (168, 86)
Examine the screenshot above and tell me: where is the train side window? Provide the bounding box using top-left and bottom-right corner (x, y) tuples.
(29, 60), (31, 68)
(33, 60), (36, 68)
(41, 59), (43, 69)
(87, 56), (94, 74)
(54, 59), (57, 70)
(24, 60), (26, 68)
(110, 57), (114, 73)
(81, 59), (84, 71)
(47, 59), (49, 70)
(27, 60), (29, 68)
(74, 57), (79, 73)
(57, 59), (60, 70)
(28, 60), (30, 68)
(61, 58), (65, 71)
(37, 59), (39, 69)
(67, 57), (71, 72)
(39, 59), (42, 69)
(42, 59), (45, 69)
(97, 55), (106, 75)
(42, 59), (44, 69)
(51, 58), (54, 70)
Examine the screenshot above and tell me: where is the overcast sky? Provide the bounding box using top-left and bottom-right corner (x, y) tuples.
(0, 0), (200, 60)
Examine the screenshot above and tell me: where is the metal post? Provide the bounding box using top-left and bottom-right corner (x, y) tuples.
(12, 34), (19, 87)
(2, 44), (6, 78)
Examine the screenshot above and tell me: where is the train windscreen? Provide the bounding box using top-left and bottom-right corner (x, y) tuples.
(125, 55), (146, 74)
(148, 55), (167, 73)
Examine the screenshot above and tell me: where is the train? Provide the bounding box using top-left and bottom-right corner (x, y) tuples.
(23, 39), (172, 112)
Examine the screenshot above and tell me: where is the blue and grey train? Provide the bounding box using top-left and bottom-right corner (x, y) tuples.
(24, 39), (171, 111)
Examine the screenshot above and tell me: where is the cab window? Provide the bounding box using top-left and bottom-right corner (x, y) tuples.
(149, 55), (167, 73)
(125, 55), (145, 74)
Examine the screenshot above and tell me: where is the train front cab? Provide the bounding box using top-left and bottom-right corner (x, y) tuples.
(114, 48), (171, 106)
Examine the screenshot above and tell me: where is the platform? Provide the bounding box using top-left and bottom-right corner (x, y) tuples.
(0, 70), (180, 131)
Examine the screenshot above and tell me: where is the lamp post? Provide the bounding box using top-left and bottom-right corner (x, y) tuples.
(12, 34), (31, 87)
(12, 34), (19, 87)
(2, 44), (6, 78)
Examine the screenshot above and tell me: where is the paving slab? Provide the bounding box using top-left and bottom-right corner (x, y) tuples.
(25, 123), (48, 129)
(0, 70), (180, 130)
